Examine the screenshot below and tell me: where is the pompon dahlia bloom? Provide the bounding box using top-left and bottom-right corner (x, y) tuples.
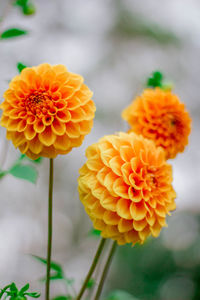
(0, 63), (95, 159)
(78, 132), (176, 245)
(122, 88), (191, 159)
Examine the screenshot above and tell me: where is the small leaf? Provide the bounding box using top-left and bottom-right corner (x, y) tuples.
(10, 283), (18, 293)
(0, 28), (28, 39)
(14, 0), (28, 7)
(9, 164), (38, 184)
(32, 256), (63, 273)
(17, 62), (27, 73)
(20, 284), (29, 294)
(23, 4), (36, 15)
(0, 170), (7, 179)
(32, 157), (43, 164)
(88, 228), (101, 237)
(24, 292), (40, 298)
(86, 278), (95, 289)
(40, 273), (63, 282)
(52, 296), (72, 300)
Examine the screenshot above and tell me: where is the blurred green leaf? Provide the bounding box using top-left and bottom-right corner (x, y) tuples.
(86, 278), (95, 289)
(89, 228), (101, 237)
(0, 28), (28, 39)
(31, 157), (43, 164)
(14, 0), (36, 15)
(0, 170), (7, 179)
(10, 283), (18, 293)
(40, 273), (64, 283)
(23, 4), (36, 15)
(19, 284), (29, 294)
(52, 296), (72, 300)
(106, 290), (138, 300)
(17, 62), (27, 73)
(14, 0), (28, 6)
(9, 164), (38, 183)
(113, 3), (179, 45)
(147, 71), (163, 88)
(32, 255), (63, 273)
(24, 292), (40, 298)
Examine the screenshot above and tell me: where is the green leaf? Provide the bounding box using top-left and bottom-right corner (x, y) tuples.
(10, 283), (18, 293)
(86, 278), (95, 289)
(14, 0), (28, 7)
(0, 28), (28, 39)
(0, 170), (7, 179)
(32, 157), (43, 164)
(40, 273), (63, 282)
(9, 164), (38, 184)
(52, 296), (72, 300)
(147, 71), (163, 88)
(88, 228), (101, 237)
(0, 285), (12, 298)
(14, 0), (36, 15)
(106, 290), (138, 300)
(24, 292), (40, 298)
(23, 4), (36, 15)
(32, 256), (63, 273)
(19, 284), (29, 294)
(17, 62), (27, 73)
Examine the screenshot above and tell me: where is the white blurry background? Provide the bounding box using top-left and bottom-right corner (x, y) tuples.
(0, 0), (200, 299)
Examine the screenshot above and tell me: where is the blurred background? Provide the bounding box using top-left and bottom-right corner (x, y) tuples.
(0, 0), (200, 299)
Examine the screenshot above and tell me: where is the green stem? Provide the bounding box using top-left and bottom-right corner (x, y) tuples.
(94, 241), (117, 300)
(76, 238), (106, 300)
(45, 158), (54, 300)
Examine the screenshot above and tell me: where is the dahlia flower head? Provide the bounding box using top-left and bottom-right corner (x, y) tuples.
(0, 63), (95, 159)
(78, 132), (176, 245)
(122, 87), (191, 159)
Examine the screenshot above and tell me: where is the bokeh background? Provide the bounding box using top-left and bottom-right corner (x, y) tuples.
(0, 1), (200, 299)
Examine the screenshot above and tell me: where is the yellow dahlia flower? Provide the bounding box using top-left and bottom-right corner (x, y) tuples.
(0, 63), (95, 159)
(122, 88), (191, 159)
(78, 132), (176, 245)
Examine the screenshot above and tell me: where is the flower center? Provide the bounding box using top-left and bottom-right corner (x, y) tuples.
(25, 91), (54, 116)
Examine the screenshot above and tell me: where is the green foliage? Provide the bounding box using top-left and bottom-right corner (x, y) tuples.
(89, 228), (101, 237)
(147, 71), (163, 88)
(108, 213), (200, 300)
(9, 164), (37, 184)
(86, 278), (95, 289)
(52, 297), (72, 300)
(32, 256), (74, 285)
(31, 157), (43, 164)
(14, 0), (36, 15)
(147, 71), (173, 90)
(113, 2), (179, 45)
(35, 257), (64, 282)
(0, 28), (28, 39)
(106, 290), (138, 300)
(17, 62), (27, 73)
(0, 282), (40, 299)
(0, 154), (42, 183)
(32, 256), (75, 299)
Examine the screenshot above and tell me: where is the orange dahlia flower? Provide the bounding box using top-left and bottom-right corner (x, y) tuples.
(78, 132), (176, 245)
(122, 88), (191, 159)
(0, 63), (95, 159)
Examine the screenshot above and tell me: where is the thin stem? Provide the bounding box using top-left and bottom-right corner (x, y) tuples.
(76, 238), (106, 300)
(94, 241), (117, 300)
(45, 158), (54, 300)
